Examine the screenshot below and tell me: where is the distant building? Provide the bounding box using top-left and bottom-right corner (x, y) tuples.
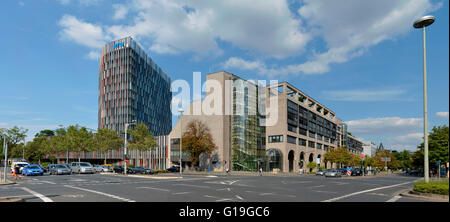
(362, 141), (377, 157)
(378, 143), (385, 151)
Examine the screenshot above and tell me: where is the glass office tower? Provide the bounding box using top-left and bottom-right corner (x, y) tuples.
(98, 37), (172, 137)
(230, 76), (266, 171)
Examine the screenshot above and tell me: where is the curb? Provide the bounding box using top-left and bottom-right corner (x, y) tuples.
(399, 190), (449, 202)
(0, 197), (24, 202)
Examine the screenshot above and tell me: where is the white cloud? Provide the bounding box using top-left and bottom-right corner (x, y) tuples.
(345, 117), (422, 135)
(436, 112), (449, 119)
(221, 0), (439, 76)
(58, 15), (110, 58)
(58, 0), (103, 6)
(112, 4), (129, 20)
(322, 89), (408, 102)
(58, 0), (311, 59)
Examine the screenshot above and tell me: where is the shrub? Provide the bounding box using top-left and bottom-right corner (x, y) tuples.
(154, 170), (168, 174)
(413, 180), (449, 195)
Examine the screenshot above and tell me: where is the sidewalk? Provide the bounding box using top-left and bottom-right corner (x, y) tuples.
(399, 190), (449, 202)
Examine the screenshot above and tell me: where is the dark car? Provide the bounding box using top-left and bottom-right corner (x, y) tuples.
(351, 168), (363, 176)
(167, 165), (183, 173)
(113, 166), (134, 174)
(132, 167), (155, 175)
(338, 168), (348, 176)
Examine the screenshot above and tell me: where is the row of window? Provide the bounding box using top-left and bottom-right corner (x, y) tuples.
(268, 135), (331, 150)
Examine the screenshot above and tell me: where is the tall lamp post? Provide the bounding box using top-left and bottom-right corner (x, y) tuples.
(178, 108), (184, 177)
(413, 15), (435, 183)
(124, 120), (136, 176)
(1, 135), (7, 183)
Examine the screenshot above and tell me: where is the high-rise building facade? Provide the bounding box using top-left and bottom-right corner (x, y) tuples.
(98, 37), (172, 136)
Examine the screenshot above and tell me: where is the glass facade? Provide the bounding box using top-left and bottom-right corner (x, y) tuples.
(98, 37), (172, 137)
(231, 76), (265, 171)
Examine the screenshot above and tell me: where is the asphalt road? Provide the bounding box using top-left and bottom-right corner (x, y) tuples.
(0, 172), (427, 202)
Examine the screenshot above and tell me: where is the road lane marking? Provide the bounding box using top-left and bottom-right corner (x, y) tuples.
(136, 186), (170, 192)
(64, 185), (136, 202)
(40, 181), (56, 185)
(236, 195), (244, 200)
(173, 183), (210, 189)
(321, 181), (413, 202)
(386, 195), (402, 202)
(21, 187), (53, 202)
(172, 192), (191, 195)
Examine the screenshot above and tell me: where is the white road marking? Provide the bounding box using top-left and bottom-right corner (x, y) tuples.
(173, 183), (210, 189)
(40, 181), (56, 185)
(386, 195), (402, 202)
(136, 186), (170, 192)
(260, 193), (275, 196)
(172, 192), (191, 195)
(236, 195), (244, 200)
(64, 185), (135, 202)
(321, 181), (413, 202)
(21, 187), (53, 202)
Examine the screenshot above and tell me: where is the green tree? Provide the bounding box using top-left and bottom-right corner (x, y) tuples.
(67, 125), (95, 162)
(25, 136), (50, 164)
(0, 126), (28, 159)
(307, 162), (317, 172)
(393, 150), (412, 170)
(182, 120), (217, 167)
(127, 123), (158, 166)
(95, 128), (122, 165)
(413, 125), (449, 170)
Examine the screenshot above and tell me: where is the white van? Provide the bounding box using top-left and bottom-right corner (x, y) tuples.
(11, 162), (29, 173)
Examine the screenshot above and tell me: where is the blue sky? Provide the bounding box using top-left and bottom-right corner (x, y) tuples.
(0, 0), (448, 151)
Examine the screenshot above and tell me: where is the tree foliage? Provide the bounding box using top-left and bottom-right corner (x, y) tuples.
(182, 120), (217, 167)
(127, 123), (157, 152)
(412, 125), (449, 169)
(324, 146), (361, 168)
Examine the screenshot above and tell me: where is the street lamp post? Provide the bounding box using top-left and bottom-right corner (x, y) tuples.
(178, 108), (184, 177)
(1, 135), (7, 182)
(124, 120), (136, 176)
(413, 15), (435, 183)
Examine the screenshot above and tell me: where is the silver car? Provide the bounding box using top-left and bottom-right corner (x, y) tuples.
(316, 170), (328, 176)
(70, 162), (95, 174)
(94, 165), (112, 172)
(324, 170), (341, 177)
(49, 164), (71, 175)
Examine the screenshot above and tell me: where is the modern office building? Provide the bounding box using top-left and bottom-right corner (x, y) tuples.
(265, 82), (344, 173)
(98, 37), (172, 137)
(169, 71), (266, 171)
(169, 71), (348, 173)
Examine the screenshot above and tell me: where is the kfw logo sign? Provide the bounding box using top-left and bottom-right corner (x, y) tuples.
(113, 42), (125, 49)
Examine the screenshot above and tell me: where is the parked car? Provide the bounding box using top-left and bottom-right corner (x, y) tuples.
(47, 164), (57, 172)
(132, 167), (155, 175)
(351, 168), (363, 176)
(315, 169), (328, 176)
(94, 165), (112, 173)
(167, 165), (183, 173)
(11, 162), (29, 174)
(70, 162), (95, 174)
(22, 164), (44, 176)
(113, 166), (134, 174)
(338, 168), (348, 176)
(324, 170), (341, 178)
(49, 164), (71, 175)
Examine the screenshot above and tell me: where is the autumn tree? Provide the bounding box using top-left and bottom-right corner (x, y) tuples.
(182, 120), (217, 167)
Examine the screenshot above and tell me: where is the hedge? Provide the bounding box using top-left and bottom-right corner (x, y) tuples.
(413, 180), (449, 195)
